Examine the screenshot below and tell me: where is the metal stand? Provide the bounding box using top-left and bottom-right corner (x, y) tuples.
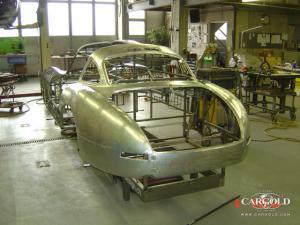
(0, 73), (24, 113)
(120, 168), (225, 202)
(243, 72), (298, 122)
(245, 88), (296, 122)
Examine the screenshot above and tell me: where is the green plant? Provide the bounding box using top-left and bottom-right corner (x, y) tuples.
(146, 26), (170, 47)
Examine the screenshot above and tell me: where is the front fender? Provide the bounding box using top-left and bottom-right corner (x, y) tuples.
(63, 83), (153, 176)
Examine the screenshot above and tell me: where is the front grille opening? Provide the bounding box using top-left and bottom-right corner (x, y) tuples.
(121, 152), (149, 160)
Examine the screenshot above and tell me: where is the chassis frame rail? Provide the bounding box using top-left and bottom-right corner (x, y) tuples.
(120, 168), (225, 202)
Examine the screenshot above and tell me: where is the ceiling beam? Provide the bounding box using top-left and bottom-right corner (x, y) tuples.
(128, 0), (173, 11)
(184, 0), (222, 7)
(224, 2), (300, 12)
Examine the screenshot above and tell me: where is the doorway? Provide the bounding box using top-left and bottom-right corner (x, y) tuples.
(210, 22), (228, 67)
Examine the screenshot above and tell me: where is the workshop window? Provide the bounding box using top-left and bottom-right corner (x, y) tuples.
(129, 21), (145, 35)
(95, 4), (116, 35)
(48, 3), (69, 36)
(71, 3), (93, 36)
(0, 19), (18, 37)
(20, 2), (39, 37)
(214, 23), (227, 41)
(129, 11), (145, 19)
(128, 10), (145, 36)
(95, 0), (115, 2)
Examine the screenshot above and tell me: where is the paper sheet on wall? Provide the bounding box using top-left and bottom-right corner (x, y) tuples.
(257, 34), (270, 47)
(271, 34), (282, 44)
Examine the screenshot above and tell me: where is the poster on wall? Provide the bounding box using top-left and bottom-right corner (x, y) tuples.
(241, 32), (284, 48)
(187, 23), (208, 57)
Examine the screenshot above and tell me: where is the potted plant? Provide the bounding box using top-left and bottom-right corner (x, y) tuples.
(146, 26), (170, 47)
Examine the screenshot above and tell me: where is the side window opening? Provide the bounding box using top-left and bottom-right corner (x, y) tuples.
(81, 60), (101, 83)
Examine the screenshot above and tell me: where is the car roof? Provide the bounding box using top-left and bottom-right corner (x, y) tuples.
(90, 43), (182, 67)
(76, 40), (139, 55)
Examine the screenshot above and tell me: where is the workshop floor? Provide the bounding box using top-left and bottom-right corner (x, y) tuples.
(0, 78), (299, 225)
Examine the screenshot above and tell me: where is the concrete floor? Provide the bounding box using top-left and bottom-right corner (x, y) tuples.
(0, 78), (300, 225)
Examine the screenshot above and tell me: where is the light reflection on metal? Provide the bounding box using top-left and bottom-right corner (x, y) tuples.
(86, 97), (99, 109)
(102, 110), (124, 127)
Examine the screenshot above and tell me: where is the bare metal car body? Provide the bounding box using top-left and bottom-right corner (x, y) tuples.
(53, 43), (250, 179)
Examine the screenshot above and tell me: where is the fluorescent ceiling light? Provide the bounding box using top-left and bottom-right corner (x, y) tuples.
(242, 0), (261, 2)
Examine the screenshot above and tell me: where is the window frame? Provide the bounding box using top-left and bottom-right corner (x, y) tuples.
(47, 2), (70, 36)
(128, 10), (146, 36)
(71, 2), (93, 36)
(1, 0), (117, 38)
(0, 17), (20, 37)
(94, 2), (117, 36)
(20, 1), (40, 37)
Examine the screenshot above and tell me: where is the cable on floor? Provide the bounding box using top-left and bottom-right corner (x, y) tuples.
(25, 97), (43, 104)
(264, 122), (300, 143)
(249, 117), (300, 143)
(251, 138), (279, 142)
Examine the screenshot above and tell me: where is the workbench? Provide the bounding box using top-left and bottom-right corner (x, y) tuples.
(243, 71), (300, 121)
(0, 54), (27, 74)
